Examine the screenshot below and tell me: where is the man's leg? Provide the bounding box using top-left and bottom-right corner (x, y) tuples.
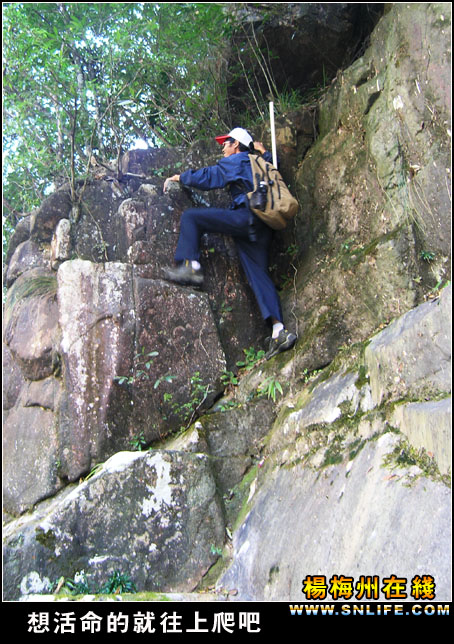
(234, 234), (283, 323)
(235, 227), (296, 359)
(174, 207), (251, 263)
(164, 207), (251, 286)
(166, 207), (297, 357)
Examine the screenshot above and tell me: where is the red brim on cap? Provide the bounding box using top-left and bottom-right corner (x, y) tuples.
(215, 135), (229, 145)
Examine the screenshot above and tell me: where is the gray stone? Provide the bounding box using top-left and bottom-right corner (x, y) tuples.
(365, 285), (451, 405)
(3, 449), (225, 600)
(391, 397), (452, 475)
(3, 394), (64, 516)
(3, 268), (59, 381)
(56, 259), (226, 481)
(50, 218), (71, 269)
(218, 433), (451, 601)
(57, 260), (137, 480)
(266, 370), (373, 459)
(5, 240), (47, 288)
(200, 398), (278, 495)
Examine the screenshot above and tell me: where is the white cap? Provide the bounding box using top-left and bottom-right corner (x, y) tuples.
(215, 127), (253, 148)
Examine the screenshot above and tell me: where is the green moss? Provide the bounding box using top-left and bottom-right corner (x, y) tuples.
(336, 227), (401, 270)
(35, 527), (57, 550)
(382, 438), (449, 486)
(355, 364), (370, 390)
(224, 465), (259, 532)
(348, 438), (366, 461)
(322, 436), (344, 467)
(53, 591), (174, 601)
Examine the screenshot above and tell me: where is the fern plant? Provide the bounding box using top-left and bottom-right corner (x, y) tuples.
(258, 376), (283, 402)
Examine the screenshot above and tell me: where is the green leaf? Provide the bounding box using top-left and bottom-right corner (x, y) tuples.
(2, 1), (232, 234)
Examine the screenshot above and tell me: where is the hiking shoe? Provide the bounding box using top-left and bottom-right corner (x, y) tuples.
(162, 261), (204, 287)
(265, 329), (297, 360)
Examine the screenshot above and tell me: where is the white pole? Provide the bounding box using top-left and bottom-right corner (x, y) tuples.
(269, 101), (278, 168)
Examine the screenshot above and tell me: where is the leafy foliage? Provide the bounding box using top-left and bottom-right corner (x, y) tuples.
(258, 375), (283, 402)
(3, 3), (304, 251)
(236, 346), (265, 370)
(100, 570), (137, 595)
(61, 569), (136, 596)
(3, 3), (232, 220)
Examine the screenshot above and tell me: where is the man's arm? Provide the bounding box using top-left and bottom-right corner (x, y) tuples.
(164, 162), (228, 193)
(163, 174), (180, 193)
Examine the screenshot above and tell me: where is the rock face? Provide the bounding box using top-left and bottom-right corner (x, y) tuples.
(3, 145), (266, 516)
(278, 2), (452, 379)
(2, 3), (451, 601)
(227, 4), (384, 106)
(365, 285), (451, 406)
(218, 284), (451, 601)
(4, 450), (225, 596)
(221, 434), (451, 601)
(56, 260), (226, 481)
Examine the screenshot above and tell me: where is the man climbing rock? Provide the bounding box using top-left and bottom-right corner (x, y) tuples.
(163, 127), (297, 360)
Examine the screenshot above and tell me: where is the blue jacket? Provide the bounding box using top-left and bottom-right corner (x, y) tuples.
(180, 151), (274, 209)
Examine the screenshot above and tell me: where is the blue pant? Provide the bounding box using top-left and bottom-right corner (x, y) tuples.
(174, 206), (283, 323)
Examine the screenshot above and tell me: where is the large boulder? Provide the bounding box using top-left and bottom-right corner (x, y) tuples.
(47, 259), (226, 488)
(277, 2), (451, 378)
(2, 141), (273, 515)
(56, 260), (137, 481)
(218, 284), (451, 601)
(227, 4), (384, 105)
(218, 432), (451, 601)
(3, 449), (225, 600)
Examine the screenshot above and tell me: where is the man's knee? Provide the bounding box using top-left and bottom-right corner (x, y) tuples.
(181, 208), (197, 220)
(179, 209), (202, 232)
(181, 207), (211, 225)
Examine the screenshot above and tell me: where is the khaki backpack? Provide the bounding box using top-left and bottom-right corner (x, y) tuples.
(247, 154), (299, 230)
